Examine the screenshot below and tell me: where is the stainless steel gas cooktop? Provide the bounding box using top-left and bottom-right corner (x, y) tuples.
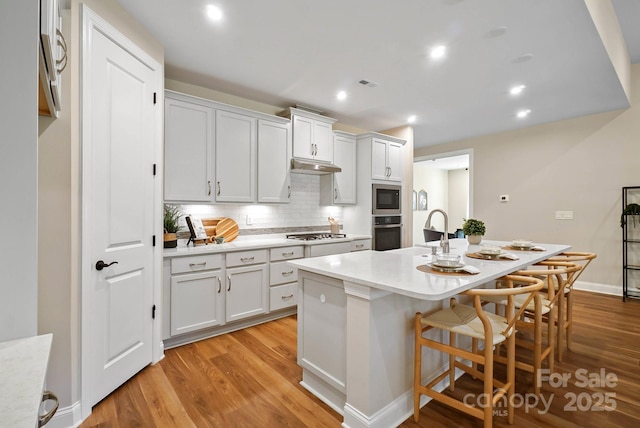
(286, 233), (347, 241)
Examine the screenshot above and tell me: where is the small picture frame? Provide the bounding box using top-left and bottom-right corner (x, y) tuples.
(413, 190), (417, 211)
(418, 190), (428, 211)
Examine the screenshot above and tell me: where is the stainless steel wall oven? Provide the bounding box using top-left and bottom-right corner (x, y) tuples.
(372, 215), (402, 251)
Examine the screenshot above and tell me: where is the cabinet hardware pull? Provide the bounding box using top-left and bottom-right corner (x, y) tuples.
(217, 277), (222, 293)
(188, 262), (207, 267)
(208, 180), (212, 196)
(39, 390), (59, 427)
(282, 252), (294, 257)
(288, 185), (291, 198)
(282, 270), (294, 276)
(281, 294), (294, 300)
(55, 29), (68, 74)
(356, 244), (364, 248)
(388, 167), (392, 177)
(217, 181), (221, 196)
(334, 188), (338, 200)
(240, 256), (255, 262)
(310, 143), (314, 155)
(227, 276), (231, 291)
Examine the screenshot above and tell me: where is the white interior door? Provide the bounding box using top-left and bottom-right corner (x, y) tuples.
(82, 7), (161, 410)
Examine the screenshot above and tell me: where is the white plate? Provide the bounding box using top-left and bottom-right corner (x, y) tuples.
(479, 249), (504, 256)
(431, 261), (465, 269)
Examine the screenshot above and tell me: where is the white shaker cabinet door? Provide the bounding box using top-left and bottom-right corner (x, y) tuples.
(371, 138), (389, 181)
(292, 115), (314, 160)
(386, 141), (403, 182)
(215, 110), (257, 202)
(332, 133), (356, 204)
(258, 119), (291, 203)
(313, 120), (334, 163)
(164, 97), (214, 202)
(170, 270), (224, 336)
(225, 264), (268, 323)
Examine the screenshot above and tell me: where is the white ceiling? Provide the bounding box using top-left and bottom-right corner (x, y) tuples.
(115, 0), (639, 149)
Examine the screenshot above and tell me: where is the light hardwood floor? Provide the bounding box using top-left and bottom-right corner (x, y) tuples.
(80, 291), (640, 427)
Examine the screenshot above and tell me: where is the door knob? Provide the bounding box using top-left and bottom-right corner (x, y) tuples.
(95, 260), (118, 271)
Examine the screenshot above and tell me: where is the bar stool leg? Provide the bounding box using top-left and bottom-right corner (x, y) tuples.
(449, 331), (456, 391)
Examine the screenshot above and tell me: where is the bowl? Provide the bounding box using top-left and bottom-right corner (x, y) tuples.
(512, 239), (532, 248)
(434, 253), (461, 267)
(479, 245), (502, 255)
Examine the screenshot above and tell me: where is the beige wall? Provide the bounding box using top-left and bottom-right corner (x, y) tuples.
(415, 64), (640, 293)
(36, 0), (164, 415)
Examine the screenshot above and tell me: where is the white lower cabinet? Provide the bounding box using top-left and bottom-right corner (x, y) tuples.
(164, 240), (365, 345)
(169, 254), (224, 336)
(170, 270), (223, 336)
(225, 249), (268, 322)
(269, 245), (304, 311)
(350, 238), (371, 252)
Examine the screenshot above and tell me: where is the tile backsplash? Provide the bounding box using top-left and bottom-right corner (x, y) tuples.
(171, 173), (343, 235)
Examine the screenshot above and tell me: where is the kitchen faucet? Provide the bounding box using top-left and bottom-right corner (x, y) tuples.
(424, 209), (450, 253)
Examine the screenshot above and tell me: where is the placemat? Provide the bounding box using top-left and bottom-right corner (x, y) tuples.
(416, 264), (478, 276)
(466, 252), (519, 261)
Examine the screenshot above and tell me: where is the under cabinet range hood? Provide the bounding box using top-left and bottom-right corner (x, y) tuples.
(291, 159), (342, 174)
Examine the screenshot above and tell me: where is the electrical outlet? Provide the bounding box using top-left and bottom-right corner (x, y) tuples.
(246, 214), (253, 225)
(500, 195), (509, 202)
(555, 211), (573, 220)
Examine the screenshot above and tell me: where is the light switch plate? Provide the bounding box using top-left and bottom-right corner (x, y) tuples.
(555, 211), (573, 220)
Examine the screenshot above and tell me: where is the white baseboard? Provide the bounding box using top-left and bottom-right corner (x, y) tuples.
(45, 400), (82, 428)
(574, 280), (622, 296)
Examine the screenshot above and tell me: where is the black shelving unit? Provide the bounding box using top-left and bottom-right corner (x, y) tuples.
(622, 186), (640, 301)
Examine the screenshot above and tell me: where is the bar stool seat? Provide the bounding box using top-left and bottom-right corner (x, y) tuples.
(414, 275), (543, 428)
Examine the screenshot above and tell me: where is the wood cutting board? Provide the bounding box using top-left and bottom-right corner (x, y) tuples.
(215, 217), (239, 242)
(201, 218), (224, 238)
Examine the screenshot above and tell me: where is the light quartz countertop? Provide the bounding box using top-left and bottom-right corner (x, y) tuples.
(287, 239), (571, 300)
(163, 233), (371, 258)
(0, 333), (53, 427)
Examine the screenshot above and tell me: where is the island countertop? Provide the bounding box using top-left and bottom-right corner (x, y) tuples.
(287, 238), (571, 300)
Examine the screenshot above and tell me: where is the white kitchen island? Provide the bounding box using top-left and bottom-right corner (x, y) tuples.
(287, 239), (570, 428)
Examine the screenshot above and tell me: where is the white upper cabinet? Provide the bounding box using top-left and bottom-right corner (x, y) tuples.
(321, 131), (356, 205)
(164, 91), (294, 204)
(164, 94), (214, 202)
(371, 137), (403, 182)
(215, 110), (256, 202)
(258, 119), (291, 203)
(282, 107), (337, 163)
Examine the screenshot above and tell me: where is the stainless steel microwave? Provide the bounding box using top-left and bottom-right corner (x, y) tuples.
(372, 184), (401, 215)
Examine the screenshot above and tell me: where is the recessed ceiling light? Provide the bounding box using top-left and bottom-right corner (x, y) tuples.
(407, 115), (417, 124)
(429, 45), (447, 60)
(336, 90), (347, 101)
(509, 85), (526, 95)
(516, 109), (532, 118)
(206, 5), (223, 21)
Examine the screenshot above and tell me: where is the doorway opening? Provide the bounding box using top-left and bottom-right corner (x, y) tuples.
(412, 150), (472, 245)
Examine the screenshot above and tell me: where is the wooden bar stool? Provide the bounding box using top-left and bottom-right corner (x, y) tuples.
(544, 252), (596, 361)
(486, 261), (580, 395)
(414, 275), (543, 428)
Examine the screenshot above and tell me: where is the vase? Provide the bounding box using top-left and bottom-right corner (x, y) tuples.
(467, 234), (482, 245)
(164, 232), (177, 248)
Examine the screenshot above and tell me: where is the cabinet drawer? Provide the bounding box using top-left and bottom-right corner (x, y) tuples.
(171, 254), (223, 274)
(350, 239), (371, 252)
(270, 261), (298, 286)
(226, 249), (267, 267)
(270, 245), (304, 261)
(270, 283), (297, 311)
